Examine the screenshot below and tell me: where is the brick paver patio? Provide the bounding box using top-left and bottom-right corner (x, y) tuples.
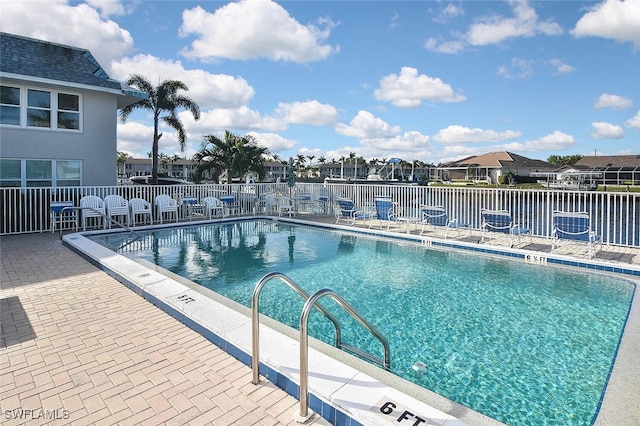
(0, 233), (330, 425)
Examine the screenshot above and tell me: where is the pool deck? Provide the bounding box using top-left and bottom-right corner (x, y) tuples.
(1, 214), (639, 425)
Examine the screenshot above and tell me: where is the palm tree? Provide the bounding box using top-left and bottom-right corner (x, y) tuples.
(158, 153), (169, 174)
(193, 130), (269, 183)
(120, 74), (201, 184)
(116, 151), (130, 179)
(306, 155), (315, 166)
(295, 154), (307, 177)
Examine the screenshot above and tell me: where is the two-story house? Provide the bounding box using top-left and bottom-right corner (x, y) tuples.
(0, 32), (146, 187)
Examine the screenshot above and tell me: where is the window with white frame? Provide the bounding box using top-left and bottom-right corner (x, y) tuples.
(27, 89), (51, 128)
(57, 93), (80, 129)
(0, 159), (21, 187)
(0, 86), (20, 125)
(0, 85), (81, 130)
(0, 159), (81, 188)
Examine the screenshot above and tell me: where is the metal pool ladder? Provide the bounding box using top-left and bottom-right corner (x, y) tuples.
(251, 272), (390, 422)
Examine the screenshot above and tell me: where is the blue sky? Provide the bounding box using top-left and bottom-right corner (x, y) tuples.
(2, 0), (639, 164)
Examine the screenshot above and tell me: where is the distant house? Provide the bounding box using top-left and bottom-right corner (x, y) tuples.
(0, 32), (146, 187)
(570, 155), (640, 186)
(119, 158), (290, 183)
(440, 151), (555, 184)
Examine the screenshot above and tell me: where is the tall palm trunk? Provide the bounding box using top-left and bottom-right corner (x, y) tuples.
(152, 113), (160, 184)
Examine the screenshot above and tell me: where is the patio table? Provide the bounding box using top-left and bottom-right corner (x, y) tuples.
(50, 201), (77, 232)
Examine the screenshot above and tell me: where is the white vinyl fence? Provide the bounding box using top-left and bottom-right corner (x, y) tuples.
(1, 183), (638, 247)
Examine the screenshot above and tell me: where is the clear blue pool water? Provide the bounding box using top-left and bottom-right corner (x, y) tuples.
(90, 220), (635, 426)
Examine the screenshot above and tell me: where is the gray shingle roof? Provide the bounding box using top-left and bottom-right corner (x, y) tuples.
(1, 32), (121, 90)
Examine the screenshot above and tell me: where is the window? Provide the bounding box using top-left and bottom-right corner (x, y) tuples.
(57, 93), (80, 130)
(0, 85), (81, 131)
(0, 159), (21, 187)
(0, 159), (81, 187)
(1, 86), (21, 125)
(27, 89), (51, 128)
(55, 160), (81, 186)
(26, 159), (52, 186)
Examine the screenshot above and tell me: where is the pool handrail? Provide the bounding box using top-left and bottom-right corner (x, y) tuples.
(298, 288), (391, 421)
(251, 272), (343, 385)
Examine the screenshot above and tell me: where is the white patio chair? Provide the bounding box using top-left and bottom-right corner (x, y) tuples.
(263, 193), (277, 214)
(277, 196), (295, 217)
(104, 195), (129, 229)
(128, 198), (152, 226)
(155, 195), (178, 224)
(79, 195), (106, 231)
(202, 197), (225, 219)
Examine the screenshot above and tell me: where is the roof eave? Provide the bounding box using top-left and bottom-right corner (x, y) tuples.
(0, 72), (148, 108)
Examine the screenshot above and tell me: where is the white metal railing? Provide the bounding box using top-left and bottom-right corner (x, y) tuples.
(2, 183), (639, 247)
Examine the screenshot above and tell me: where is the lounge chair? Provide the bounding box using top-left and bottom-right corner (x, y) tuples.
(419, 205), (468, 238)
(480, 208), (531, 247)
(128, 198), (152, 226)
(202, 196), (225, 219)
(104, 194), (129, 228)
(154, 195), (178, 224)
(551, 210), (600, 259)
(335, 197), (372, 226)
(370, 196), (400, 230)
(79, 195), (106, 231)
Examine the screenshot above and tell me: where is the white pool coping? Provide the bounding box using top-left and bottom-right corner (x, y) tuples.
(62, 218), (639, 426)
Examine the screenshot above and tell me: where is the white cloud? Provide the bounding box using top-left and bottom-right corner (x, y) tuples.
(0, 0), (133, 71)
(591, 121), (625, 139)
(432, 125), (522, 144)
(425, 1), (562, 54)
(489, 131), (577, 153)
(85, 0), (129, 18)
(179, 0), (338, 63)
(497, 58), (534, 79)
(361, 131), (431, 153)
(374, 67), (466, 107)
(572, 0), (640, 48)
(424, 37), (465, 54)
(335, 111), (401, 139)
(117, 120), (196, 158)
(432, 3), (464, 23)
(625, 111), (640, 130)
(466, 0), (563, 46)
(247, 132), (298, 153)
(594, 93), (633, 109)
(182, 107), (287, 133)
(275, 101), (339, 126)
(116, 120), (153, 156)
(549, 59), (575, 74)
(110, 55), (255, 109)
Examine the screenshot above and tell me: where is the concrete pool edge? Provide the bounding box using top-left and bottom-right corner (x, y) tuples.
(62, 218), (640, 426)
(61, 231), (493, 426)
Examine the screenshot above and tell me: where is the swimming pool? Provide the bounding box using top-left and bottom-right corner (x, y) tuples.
(87, 219), (635, 426)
